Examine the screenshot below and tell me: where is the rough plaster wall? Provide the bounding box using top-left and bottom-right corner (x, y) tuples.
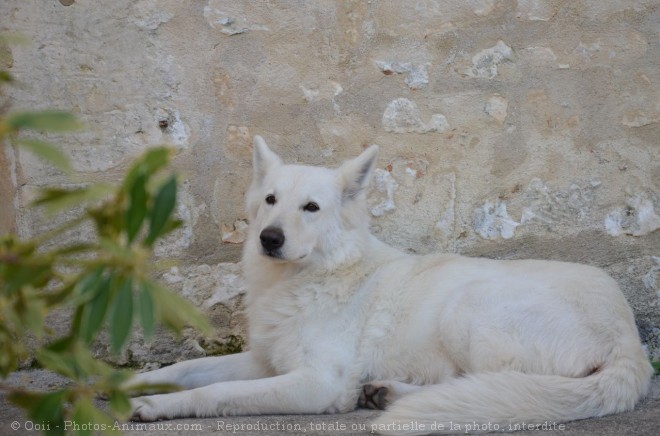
(0, 42), (17, 235)
(0, 148), (18, 235)
(1, 0), (659, 365)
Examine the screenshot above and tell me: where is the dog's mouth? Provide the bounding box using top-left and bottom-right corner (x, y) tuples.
(261, 249), (308, 262)
(262, 249), (284, 259)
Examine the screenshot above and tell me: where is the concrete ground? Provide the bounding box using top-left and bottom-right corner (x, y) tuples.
(0, 370), (658, 436)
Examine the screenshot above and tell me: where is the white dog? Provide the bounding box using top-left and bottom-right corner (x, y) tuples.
(130, 136), (652, 435)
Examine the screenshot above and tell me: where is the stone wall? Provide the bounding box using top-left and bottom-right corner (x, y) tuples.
(1, 0), (659, 365)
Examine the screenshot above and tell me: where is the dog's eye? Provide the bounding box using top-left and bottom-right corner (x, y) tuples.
(303, 202), (320, 213)
(265, 194), (277, 205)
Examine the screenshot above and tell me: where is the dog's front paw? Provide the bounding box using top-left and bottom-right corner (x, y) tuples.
(358, 384), (390, 410)
(131, 397), (161, 422)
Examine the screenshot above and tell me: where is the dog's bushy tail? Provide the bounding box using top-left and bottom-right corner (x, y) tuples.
(372, 343), (652, 435)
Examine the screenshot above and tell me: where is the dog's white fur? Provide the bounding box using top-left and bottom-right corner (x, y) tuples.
(130, 137), (652, 434)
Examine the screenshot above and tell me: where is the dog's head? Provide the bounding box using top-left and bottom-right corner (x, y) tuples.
(245, 136), (378, 265)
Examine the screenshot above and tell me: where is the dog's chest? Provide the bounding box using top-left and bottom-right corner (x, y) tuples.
(248, 280), (362, 374)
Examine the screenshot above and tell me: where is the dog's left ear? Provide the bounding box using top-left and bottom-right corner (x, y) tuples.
(252, 135), (282, 184)
(338, 145), (379, 201)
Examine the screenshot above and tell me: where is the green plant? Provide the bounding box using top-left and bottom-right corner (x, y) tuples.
(0, 51), (211, 435)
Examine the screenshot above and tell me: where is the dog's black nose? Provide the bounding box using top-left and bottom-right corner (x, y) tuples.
(260, 227), (285, 252)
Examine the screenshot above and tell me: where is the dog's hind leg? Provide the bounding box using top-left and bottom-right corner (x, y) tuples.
(125, 351), (270, 393)
(358, 381), (424, 410)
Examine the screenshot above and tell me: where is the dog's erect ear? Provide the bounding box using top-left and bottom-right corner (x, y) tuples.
(338, 145), (379, 201)
(252, 136), (282, 183)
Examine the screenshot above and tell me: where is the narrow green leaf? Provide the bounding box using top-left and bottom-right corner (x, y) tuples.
(123, 382), (182, 397)
(36, 348), (76, 379)
(44, 335), (75, 353)
(52, 242), (96, 256)
(71, 400), (96, 436)
(16, 138), (71, 172)
(87, 403), (123, 435)
(72, 267), (104, 306)
(0, 340), (20, 377)
(70, 341), (113, 378)
(122, 147), (171, 192)
(31, 186), (85, 205)
(0, 33), (31, 45)
(79, 274), (112, 344)
(126, 172), (148, 243)
(7, 110), (83, 132)
(7, 390), (46, 410)
(145, 175), (177, 246)
(138, 281), (156, 340)
(104, 368), (133, 388)
(154, 218), (184, 240)
(141, 147), (171, 170)
(110, 276), (133, 354)
(28, 390), (67, 436)
(22, 298), (45, 336)
(5, 264), (51, 294)
(0, 70), (13, 82)
(96, 237), (139, 266)
(109, 390), (132, 417)
(147, 281), (212, 336)
(32, 183), (114, 215)
(69, 306), (84, 341)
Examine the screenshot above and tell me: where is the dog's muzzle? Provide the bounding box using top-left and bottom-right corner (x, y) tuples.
(260, 226), (285, 256)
